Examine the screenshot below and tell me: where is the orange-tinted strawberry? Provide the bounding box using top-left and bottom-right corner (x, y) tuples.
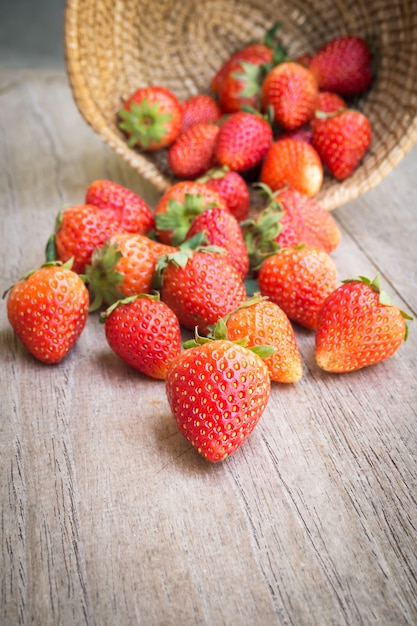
(51, 204), (120, 274)
(5, 261), (89, 364)
(168, 123), (219, 179)
(101, 293), (182, 379)
(222, 295), (303, 383)
(260, 137), (323, 197)
(257, 246), (337, 330)
(185, 206), (249, 278)
(157, 246), (247, 335)
(85, 233), (176, 311)
(181, 93), (222, 133)
(118, 85), (183, 150)
(166, 336), (271, 462)
(85, 179), (155, 234)
(315, 275), (412, 373)
(215, 111), (273, 173)
(154, 181), (229, 246)
(312, 109), (371, 180)
(261, 61), (319, 130)
(309, 35), (373, 97)
(198, 167), (250, 222)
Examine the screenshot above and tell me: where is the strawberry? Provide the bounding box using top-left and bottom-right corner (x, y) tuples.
(85, 233), (175, 311)
(156, 244), (247, 335)
(181, 93), (222, 133)
(310, 91), (347, 128)
(49, 204), (120, 274)
(211, 43), (274, 95)
(198, 166), (250, 222)
(154, 180), (229, 246)
(257, 246), (337, 330)
(100, 293), (182, 379)
(85, 179), (155, 234)
(221, 295), (303, 383)
(185, 206), (249, 278)
(309, 35), (373, 97)
(4, 260), (89, 364)
(261, 61), (319, 130)
(217, 56), (269, 114)
(315, 275), (412, 373)
(165, 334), (271, 461)
(312, 109), (372, 180)
(260, 137), (323, 197)
(118, 85), (183, 150)
(168, 123), (219, 179)
(243, 185), (341, 271)
(215, 111), (273, 173)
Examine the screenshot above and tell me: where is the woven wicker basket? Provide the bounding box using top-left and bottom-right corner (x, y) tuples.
(64, 0), (417, 210)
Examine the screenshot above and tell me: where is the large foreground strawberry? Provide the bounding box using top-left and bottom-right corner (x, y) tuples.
(166, 335), (271, 462)
(315, 275), (412, 373)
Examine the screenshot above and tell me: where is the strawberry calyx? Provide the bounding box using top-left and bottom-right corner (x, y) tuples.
(83, 241), (124, 313)
(99, 291), (161, 323)
(197, 165), (230, 184)
(156, 193), (217, 246)
(184, 320), (276, 359)
(118, 98), (174, 149)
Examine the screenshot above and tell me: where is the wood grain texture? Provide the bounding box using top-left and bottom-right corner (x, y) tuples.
(1, 70), (417, 626)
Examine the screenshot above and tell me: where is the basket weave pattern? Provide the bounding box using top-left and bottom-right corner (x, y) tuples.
(64, 0), (417, 210)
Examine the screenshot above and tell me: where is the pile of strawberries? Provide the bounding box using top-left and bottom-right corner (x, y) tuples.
(4, 28), (412, 464)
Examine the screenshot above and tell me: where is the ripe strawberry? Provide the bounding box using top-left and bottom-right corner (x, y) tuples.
(222, 295), (303, 383)
(157, 245), (247, 335)
(243, 185), (341, 271)
(217, 56), (269, 114)
(118, 85), (183, 150)
(261, 61), (319, 130)
(260, 137), (323, 197)
(100, 293), (181, 379)
(315, 275), (412, 373)
(166, 336), (271, 462)
(181, 93), (222, 133)
(312, 109), (372, 180)
(154, 180), (229, 246)
(211, 43), (274, 95)
(168, 123), (219, 179)
(215, 111), (273, 173)
(309, 35), (373, 97)
(85, 233), (175, 311)
(310, 91), (347, 128)
(198, 166), (250, 221)
(85, 179), (155, 234)
(5, 261), (89, 364)
(50, 204), (120, 274)
(257, 246), (337, 330)
(185, 206), (249, 278)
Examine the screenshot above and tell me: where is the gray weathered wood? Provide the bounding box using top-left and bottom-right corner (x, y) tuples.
(1, 69), (417, 626)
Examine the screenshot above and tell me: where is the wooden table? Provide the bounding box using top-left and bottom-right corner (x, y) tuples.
(1, 68), (417, 626)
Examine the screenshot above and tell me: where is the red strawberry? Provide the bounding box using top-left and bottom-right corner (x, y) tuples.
(311, 91), (347, 128)
(309, 35), (373, 97)
(211, 43), (274, 95)
(168, 123), (219, 179)
(154, 181), (229, 246)
(215, 111), (273, 173)
(165, 335), (271, 461)
(118, 85), (183, 150)
(100, 293), (182, 379)
(260, 137), (323, 197)
(185, 206), (249, 278)
(50, 204), (120, 274)
(5, 261), (89, 364)
(217, 56), (269, 114)
(198, 166), (250, 222)
(315, 275), (411, 373)
(85, 179), (155, 234)
(312, 109), (372, 180)
(257, 246), (337, 330)
(85, 233), (176, 311)
(222, 295), (303, 383)
(261, 61), (319, 130)
(181, 93), (222, 133)
(157, 245), (247, 335)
